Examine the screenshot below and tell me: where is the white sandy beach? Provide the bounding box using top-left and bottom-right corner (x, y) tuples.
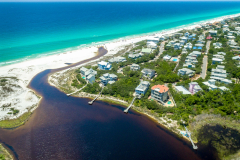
(0, 12), (240, 120)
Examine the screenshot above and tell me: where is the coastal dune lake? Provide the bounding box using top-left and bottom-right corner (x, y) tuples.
(0, 49), (216, 160)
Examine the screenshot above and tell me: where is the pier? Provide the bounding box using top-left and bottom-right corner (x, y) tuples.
(88, 86), (105, 105)
(183, 124), (198, 150)
(124, 97), (136, 113)
(67, 83), (88, 96)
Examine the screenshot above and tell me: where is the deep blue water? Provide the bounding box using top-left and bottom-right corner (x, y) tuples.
(1, 2), (240, 66)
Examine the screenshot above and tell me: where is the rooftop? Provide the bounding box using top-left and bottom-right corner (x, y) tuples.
(151, 85), (169, 93)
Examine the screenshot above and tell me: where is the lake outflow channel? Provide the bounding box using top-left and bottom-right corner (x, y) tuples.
(0, 48), (216, 160)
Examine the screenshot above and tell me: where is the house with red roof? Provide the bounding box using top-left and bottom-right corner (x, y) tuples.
(151, 85), (169, 102)
(206, 36), (212, 40)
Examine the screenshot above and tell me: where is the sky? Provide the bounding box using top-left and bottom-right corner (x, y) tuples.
(1, 0), (240, 1)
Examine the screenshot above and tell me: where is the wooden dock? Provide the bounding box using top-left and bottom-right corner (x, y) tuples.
(124, 97), (136, 113)
(88, 86), (104, 105)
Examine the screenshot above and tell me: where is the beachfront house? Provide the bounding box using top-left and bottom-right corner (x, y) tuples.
(147, 42), (158, 49)
(128, 53), (142, 59)
(178, 68), (195, 77)
(130, 64), (140, 71)
(147, 37), (159, 44)
(141, 48), (152, 54)
(151, 85), (169, 103)
(135, 81), (150, 96)
(174, 86), (191, 95)
(189, 82), (202, 94)
(159, 36), (165, 41)
(100, 73), (118, 85)
(98, 61), (112, 70)
(80, 67), (97, 84)
(141, 68), (155, 79)
(108, 56), (127, 63)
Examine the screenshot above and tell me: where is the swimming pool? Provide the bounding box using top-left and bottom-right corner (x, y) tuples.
(82, 77), (85, 79)
(172, 59), (178, 62)
(167, 101), (171, 104)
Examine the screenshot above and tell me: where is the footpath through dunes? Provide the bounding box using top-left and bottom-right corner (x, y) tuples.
(0, 47), (215, 160)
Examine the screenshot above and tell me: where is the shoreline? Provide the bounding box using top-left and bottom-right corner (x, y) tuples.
(1, 12), (240, 68)
(0, 11), (240, 126)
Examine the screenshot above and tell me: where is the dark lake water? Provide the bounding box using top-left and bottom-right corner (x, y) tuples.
(0, 48), (216, 160)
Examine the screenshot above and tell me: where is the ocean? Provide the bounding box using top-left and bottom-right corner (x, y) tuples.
(1, 2), (240, 66)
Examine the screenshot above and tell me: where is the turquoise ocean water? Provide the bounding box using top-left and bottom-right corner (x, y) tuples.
(1, 2), (240, 66)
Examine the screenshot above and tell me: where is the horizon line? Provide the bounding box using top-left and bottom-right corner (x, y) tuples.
(1, 0), (240, 2)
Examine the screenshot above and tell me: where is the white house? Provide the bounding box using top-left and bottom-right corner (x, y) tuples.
(100, 73), (118, 85)
(175, 86), (191, 95)
(213, 42), (222, 49)
(141, 68), (156, 79)
(163, 55), (172, 61)
(209, 30), (217, 36)
(98, 61), (112, 70)
(184, 43), (192, 50)
(178, 68), (195, 77)
(135, 81), (150, 95)
(232, 55), (240, 60)
(130, 64), (140, 71)
(108, 56), (127, 63)
(80, 67), (97, 84)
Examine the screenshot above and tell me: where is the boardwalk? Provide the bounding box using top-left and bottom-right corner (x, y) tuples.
(124, 97), (136, 113)
(67, 83), (88, 96)
(184, 125), (198, 150)
(88, 86), (105, 105)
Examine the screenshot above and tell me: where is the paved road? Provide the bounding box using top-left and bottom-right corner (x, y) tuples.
(200, 41), (211, 79)
(206, 41), (211, 54)
(159, 41), (165, 55)
(201, 56), (208, 79)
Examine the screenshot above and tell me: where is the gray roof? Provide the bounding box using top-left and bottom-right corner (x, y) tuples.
(175, 86), (191, 95)
(103, 73), (109, 77)
(80, 67), (88, 72)
(141, 68), (155, 74)
(131, 63), (140, 67)
(109, 74), (117, 78)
